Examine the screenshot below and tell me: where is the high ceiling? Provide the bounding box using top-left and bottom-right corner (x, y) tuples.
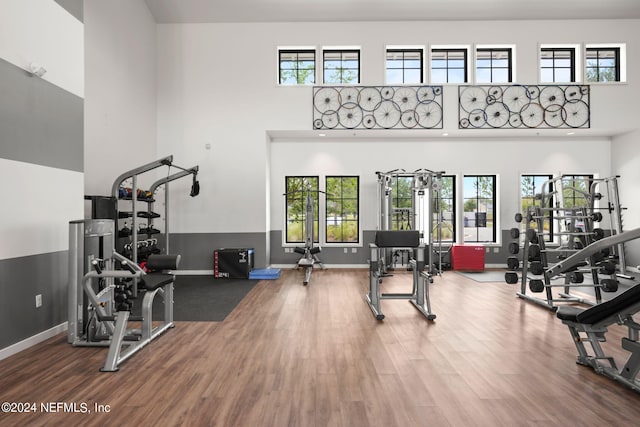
(144, 0), (640, 24)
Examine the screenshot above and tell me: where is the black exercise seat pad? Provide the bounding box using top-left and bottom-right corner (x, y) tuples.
(375, 230), (420, 248)
(146, 254), (180, 271)
(141, 273), (174, 291)
(556, 284), (640, 325)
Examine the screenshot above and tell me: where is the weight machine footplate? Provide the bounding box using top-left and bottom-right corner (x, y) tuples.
(381, 292), (415, 299)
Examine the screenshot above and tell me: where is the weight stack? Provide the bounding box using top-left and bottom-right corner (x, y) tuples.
(213, 248), (254, 278)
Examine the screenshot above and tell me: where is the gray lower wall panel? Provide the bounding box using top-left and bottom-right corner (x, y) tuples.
(154, 229), (639, 271)
(270, 230), (377, 265)
(268, 229), (559, 267)
(0, 251), (68, 350)
(623, 239), (640, 270)
(0, 57), (83, 172)
(167, 232), (267, 270)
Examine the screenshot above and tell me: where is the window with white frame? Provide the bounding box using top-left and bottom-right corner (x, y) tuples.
(386, 48), (423, 84)
(325, 176), (359, 243)
(463, 175), (497, 243)
(285, 176), (360, 245)
(585, 44), (625, 82)
(431, 48), (468, 84)
(434, 175), (456, 242)
(476, 47), (513, 83)
(561, 175), (594, 209)
(521, 174), (554, 242)
(285, 176), (319, 244)
(278, 49), (316, 85)
(391, 175), (414, 230)
(323, 49), (360, 84)
(540, 47), (576, 83)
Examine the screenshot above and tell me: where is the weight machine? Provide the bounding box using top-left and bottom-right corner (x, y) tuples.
(376, 168), (446, 276)
(365, 230), (436, 321)
(284, 185), (326, 285)
(68, 219), (180, 372)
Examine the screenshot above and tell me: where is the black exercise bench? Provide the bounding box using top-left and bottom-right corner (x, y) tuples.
(365, 230), (436, 321)
(556, 284), (640, 393)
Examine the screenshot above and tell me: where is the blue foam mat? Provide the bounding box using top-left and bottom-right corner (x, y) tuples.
(249, 268), (281, 280)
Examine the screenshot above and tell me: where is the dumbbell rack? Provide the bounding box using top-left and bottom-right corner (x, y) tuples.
(111, 156), (198, 296)
(506, 175), (623, 310)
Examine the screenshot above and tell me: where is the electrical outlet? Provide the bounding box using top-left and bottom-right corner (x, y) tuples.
(351, 248), (357, 253)
(35, 294), (42, 308)
(493, 247), (499, 253)
(344, 248), (348, 253)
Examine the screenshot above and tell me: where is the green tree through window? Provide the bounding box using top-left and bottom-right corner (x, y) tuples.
(285, 176), (319, 243)
(323, 50), (360, 84)
(326, 176), (359, 243)
(586, 48), (620, 82)
(562, 175), (593, 209)
(521, 174), (553, 241)
(392, 176), (413, 230)
(433, 175), (456, 242)
(463, 175), (496, 243)
(279, 50), (315, 84)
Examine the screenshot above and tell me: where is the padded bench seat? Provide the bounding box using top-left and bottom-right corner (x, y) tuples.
(142, 274), (175, 291)
(555, 284), (640, 393)
(556, 284), (640, 326)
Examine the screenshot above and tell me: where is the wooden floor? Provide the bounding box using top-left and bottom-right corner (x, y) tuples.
(0, 269), (638, 426)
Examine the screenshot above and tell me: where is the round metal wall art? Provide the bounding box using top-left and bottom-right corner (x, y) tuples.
(312, 84), (589, 131)
(458, 85), (590, 129)
(313, 85), (444, 130)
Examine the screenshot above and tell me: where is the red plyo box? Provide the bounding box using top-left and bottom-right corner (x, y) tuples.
(451, 245), (485, 271)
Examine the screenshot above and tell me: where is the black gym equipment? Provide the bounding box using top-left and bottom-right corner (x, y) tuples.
(365, 230), (436, 321)
(556, 284), (640, 393)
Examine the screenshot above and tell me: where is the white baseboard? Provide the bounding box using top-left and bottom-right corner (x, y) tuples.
(0, 322), (67, 361)
(174, 270), (214, 275)
(176, 265), (370, 275)
(270, 264), (368, 269)
(176, 264), (506, 275)
(485, 263), (507, 269)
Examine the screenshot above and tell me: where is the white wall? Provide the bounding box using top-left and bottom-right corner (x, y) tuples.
(84, 0), (158, 196)
(0, 0), (83, 97)
(0, 159), (83, 259)
(155, 19), (639, 252)
(0, 0), (83, 353)
(0, 0), (84, 261)
(611, 129), (640, 268)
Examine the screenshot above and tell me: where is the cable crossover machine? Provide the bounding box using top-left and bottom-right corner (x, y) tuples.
(365, 168), (446, 321)
(376, 168), (446, 276)
(284, 184), (326, 285)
